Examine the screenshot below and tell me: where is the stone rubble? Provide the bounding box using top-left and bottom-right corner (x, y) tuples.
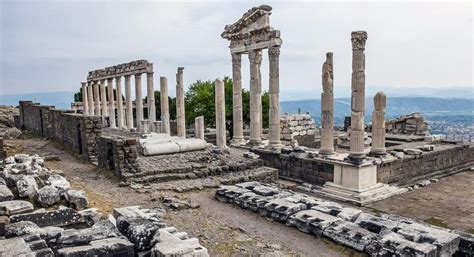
(280, 113), (317, 141)
(216, 181), (468, 256)
(386, 112), (429, 136)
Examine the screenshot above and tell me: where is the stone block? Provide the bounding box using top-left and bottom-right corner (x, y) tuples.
(263, 197), (308, 222)
(10, 207), (83, 227)
(57, 237), (135, 257)
(0, 237), (35, 257)
(286, 209), (341, 235)
(65, 190), (89, 210)
(374, 232), (437, 256)
(36, 185), (61, 207)
(151, 227), (209, 257)
(0, 200), (34, 216)
(323, 221), (379, 252)
(16, 175), (38, 199)
(0, 184), (14, 201)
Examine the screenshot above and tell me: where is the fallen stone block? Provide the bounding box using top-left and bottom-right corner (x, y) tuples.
(116, 216), (165, 251)
(112, 206), (164, 222)
(57, 218), (119, 247)
(236, 191), (273, 212)
(47, 174), (71, 191)
(57, 237), (135, 257)
(323, 221), (379, 252)
(79, 208), (102, 226)
(215, 185), (251, 203)
(0, 200), (34, 216)
(65, 190), (89, 210)
(375, 232), (438, 256)
(403, 148), (423, 155)
(0, 237), (35, 257)
(0, 215), (9, 236)
(36, 185), (61, 206)
(454, 231), (474, 257)
(0, 183), (14, 201)
(286, 209), (341, 235)
(5, 220), (63, 239)
(151, 227), (209, 257)
(16, 175), (38, 199)
(263, 197), (308, 222)
(10, 207), (83, 227)
(354, 213), (398, 235)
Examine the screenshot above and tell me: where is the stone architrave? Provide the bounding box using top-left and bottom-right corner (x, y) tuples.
(81, 82), (89, 115)
(135, 73), (144, 132)
(231, 53), (244, 144)
(87, 82), (94, 116)
(348, 31), (368, 164)
(107, 78), (116, 128)
(93, 81), (101, 117)
(215, 79), (226, 147)
(195, 116), (205, 140)
(370, 92), (387, 156)
(116, 76), (124, 129)
(320, 52), (335, 155)
(100, 79), (108, 118)
(160, 76), (170, 135)
(268, 46), (281, 147)
(124, 75), (133, 130)
(249, 50), (263, 145)
(147, 72), (156, 124)
(176, 67), (185, 137)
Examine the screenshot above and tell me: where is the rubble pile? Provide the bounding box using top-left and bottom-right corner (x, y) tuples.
(0, 105), (22, 139)
(0, 153), (209, 256)
(386, 113), (429, 135)
(216, 181), (473, 256)
(280, 114), (317, 141)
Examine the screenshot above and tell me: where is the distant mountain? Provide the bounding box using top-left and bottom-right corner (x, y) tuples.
(0, 92), (74, 109)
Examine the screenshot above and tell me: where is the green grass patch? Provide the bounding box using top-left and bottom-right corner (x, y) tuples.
(424, 217), (449, 228)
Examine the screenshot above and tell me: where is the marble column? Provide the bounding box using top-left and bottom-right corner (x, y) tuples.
(147, 72), (156, 125)
(160, 76), (170, 135)
(268, 46), (281, 147)
(115, 76), (124, 129)
(320, 52), (335, 155)
(176, 67), (186, 137)
(87, 82), (94, 116)
(215, 79), (226, 147)
(231, 53), (244, 144)
(93, 81), (101, 117)
(348, 31), (368, 164)
(370, 92), (387, 156)
(124, 75), (133, 130)
(195, 116), (205, 140)
(249, 50), (263, 145)
(135, 73), (144, 132)
(99, 79), (108, 124)
(81, 82), (89, 115)
(107, 78), (116, 128)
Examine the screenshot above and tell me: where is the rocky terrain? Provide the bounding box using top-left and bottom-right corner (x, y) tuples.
(0, 105), (21, 139)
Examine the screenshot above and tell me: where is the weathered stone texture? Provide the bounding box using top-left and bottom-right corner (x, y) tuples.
(280, 114), (317, 141)
(98, 136), (139, 177)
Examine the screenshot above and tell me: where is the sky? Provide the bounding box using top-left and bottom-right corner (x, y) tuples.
(0, 0), (472, 100)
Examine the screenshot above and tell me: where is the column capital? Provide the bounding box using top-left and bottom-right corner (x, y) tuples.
(231, 53), (241, 65)
(248, 50), (262, 65)
(115, 76), (122, 81)
(107, 78), (114, 83)
(147, 71), (154, 76)
(135, 73), (142, 79)
(268, 46), (280, 61)
(351, 31), (368, 50)
(81, 82), (87, 86)
(124, 74), (131, 79)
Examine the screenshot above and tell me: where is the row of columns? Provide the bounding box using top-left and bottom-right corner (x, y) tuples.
(230, 46), (281, 147)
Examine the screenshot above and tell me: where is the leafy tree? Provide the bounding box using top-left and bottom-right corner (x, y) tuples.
(144, 91), (176, 121)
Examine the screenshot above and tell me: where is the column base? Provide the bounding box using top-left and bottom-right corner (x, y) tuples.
(368, 148), (387, 157)
(248, 139), (263, 146)
(347, 152), (366, 165)
(319, 148), (335, 156)
(230, 138), (247, 146)
(268, 142), (283, 150)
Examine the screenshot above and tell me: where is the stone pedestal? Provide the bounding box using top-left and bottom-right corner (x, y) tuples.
(147, 72), (156, 122)
(107, 78), (116, 128)
(249, 50), (263, 145)
(152, 121), (162, 133)
(370, 92), (387, 156)
(195, 116), (205, 140)
(135, 73), (144, 132)
(176, 67), (186, 137)
(215, 79), (226, 147)
(160, 77), (170, 135)
(268, 47), (281, 148)
(231, 53), (245, 145)
(116, 76), (124, 129)
(124, 75), (133, 130)
(81, 82), (89, 115)
(320, 52), (335, 155)
(140, 120), (149, 134)
(93, 81), (101, 117)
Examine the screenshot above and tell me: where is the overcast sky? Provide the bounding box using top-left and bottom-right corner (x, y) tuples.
(0, 0), (472, 100)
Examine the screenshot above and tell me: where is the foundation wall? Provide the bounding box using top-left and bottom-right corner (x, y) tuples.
(98, 136), (140, 178)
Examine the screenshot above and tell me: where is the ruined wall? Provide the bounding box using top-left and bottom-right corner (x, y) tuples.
(280, 114), (317, 141)
(378, 144), (474, 185)
(98, 136), (139, 178)
(16, 101), (101, 162)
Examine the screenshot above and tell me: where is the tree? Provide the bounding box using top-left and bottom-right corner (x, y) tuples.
(144, 91), (176, 121)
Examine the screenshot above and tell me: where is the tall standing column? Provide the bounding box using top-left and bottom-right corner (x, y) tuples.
(107, 78), (116, 128)
(231, 53), (244, 144)
(370, 92), (387, 156)
(195, 116), (205, 140)
(320, 52), (335, 155)
(93, 81), (101, 117)
(160, 76), (170, 135)
(81, 82), (89, 115)
(124, 75), (133, 130)
(100, 79), (108, 125)
(268, 46), (282, 147)
(115, 76), (124, 129)
(87, 82), (94, 115)
(147, 72), (156, 125)
(176, 67), (186, 137)
(135, 73), (144, 132)
(348, 31), (368, 164)
(249, 50), (263, 145)
(215, 79), (226, 147)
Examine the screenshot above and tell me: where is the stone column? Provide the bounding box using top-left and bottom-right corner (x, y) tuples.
(249, 50), (263, 145)
(320, 52), (335, 155)
(93, 81), (101, 117)
(115, 76), (124, 129)
(147, 72), (156, 124)
(268, 46), (282, 147)
(348, 31), (368, 164)
(215, 79), (226, 147)
(107, 78), (116, 128)
(81, 82), (89, 115)
(370, 92), (387, 156)
(124, 75), (133, 130)
(231, 53), (244, 144)
(87, 82), (94, 116)
(176, 67), (186, 137)
(135, 73), (144, 132)
(195, 116), (205, 140)
(160, 76), (170, 135)
(99, 79), (108, 122)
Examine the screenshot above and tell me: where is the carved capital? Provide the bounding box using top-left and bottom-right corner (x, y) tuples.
(268, 46), (280, 61)
(351, 31), (368, 50)
(231, 53), (241, 66)
(374, 92), (386, 110)
(248, 50), (263, 65)
(115, 76), (122, 82)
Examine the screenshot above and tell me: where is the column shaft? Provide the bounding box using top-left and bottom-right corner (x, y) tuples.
(147, 72), (156, 124)
(107, 78), (116, 128)
(195, 116), (205, 140)
(231, 53), (244, 143)
(249, 50), (263, 145)
(268, 47), (281, 147)
(320, 52), (335, 155)
(215, 79), (226, 147)
(81, 82), (89, 115)
(87, 82), (94, 116)
(100, 79), (108, 125)
(160, 77), (170, 135)
(116, 77), (124, 129)
(176, 67), (186, 137)
(93, 81), (101, 117)
(135, 73), (144, 132)
(124, 75), (133, 130)
(370, 92), (387, 156)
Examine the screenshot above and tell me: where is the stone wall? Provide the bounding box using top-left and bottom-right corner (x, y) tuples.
(98, 136), (140, 178)
(280, 114), (317, 141)
(15, 101), (102, 162)
(0, 137), (6, 159)
(386, 113), (428, 136)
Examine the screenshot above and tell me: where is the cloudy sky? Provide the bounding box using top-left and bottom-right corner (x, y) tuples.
(0, 0), (472, 100)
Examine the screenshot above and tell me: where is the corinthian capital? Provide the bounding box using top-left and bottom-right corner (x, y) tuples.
(248, 50), (263, 65)
(231, 53), (241, 66)
(268, 46), (280, 61)
(351, 31), (368, 50)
